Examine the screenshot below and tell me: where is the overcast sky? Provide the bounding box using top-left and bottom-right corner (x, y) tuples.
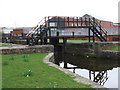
(0, 0), (119, 27)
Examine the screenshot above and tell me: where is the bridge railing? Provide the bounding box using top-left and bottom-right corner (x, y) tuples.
(89, 17), (107, 41)
(26, 17), (47, 37)
(46, 16), (94, 28)
(26, 16), (107, 43)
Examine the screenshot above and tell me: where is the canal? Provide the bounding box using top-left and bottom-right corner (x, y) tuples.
(53, 45), (120, 88)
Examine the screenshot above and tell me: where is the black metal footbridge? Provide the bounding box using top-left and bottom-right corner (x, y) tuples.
(26, 16), (107, 45)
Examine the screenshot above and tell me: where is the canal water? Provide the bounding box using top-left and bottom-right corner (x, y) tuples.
(54, 50), (120, 88)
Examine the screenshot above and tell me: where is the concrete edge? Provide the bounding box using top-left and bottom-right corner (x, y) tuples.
(43, 53), (108, 89)
(1, 45), (54, 55)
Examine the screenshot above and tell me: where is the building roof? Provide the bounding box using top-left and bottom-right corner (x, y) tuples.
(12, 29), (23, 34)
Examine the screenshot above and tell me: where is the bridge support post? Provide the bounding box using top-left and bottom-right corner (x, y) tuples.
(63, 37), (67, 68)
(63, 38), (67, 44)
(50, 38), (59, 45)
(72, 32), (74, 37)
(44, 38), (47, 44)
(92, 26), (95, 42)
(89, 70), (92, 80)
(64, 62), (67, 68)
(50, 38), (60, 66)
(35, 38), (39, 45)
(26, 38), (30, 45)
(40, 38), (44, 45)
(57, 32), (59, 36)
(88, 28), (91, 42)
(48, 28), (51, 37)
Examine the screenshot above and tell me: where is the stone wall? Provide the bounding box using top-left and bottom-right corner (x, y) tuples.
(93, 42), (120, 50)
(60, 42), (120, 59)
(100, 50), (120, 59)
(1, 45), (54, 55)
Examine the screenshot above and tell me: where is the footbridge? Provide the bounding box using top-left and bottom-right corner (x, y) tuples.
(26, 16), (107, 45)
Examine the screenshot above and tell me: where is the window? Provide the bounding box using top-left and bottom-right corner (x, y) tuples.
(50, 28), (57, 31)
(49, 22), (57, 27)
(112, 38), (120, 41)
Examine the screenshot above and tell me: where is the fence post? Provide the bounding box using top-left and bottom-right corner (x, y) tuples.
(72, 32), (74, 37)
(57, 31), (59, 36)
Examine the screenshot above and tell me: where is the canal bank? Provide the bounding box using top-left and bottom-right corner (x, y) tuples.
(44, 53), (108, 89)
(0, 45), (54, 55)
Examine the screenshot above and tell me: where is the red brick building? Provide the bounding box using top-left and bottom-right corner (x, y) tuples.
(11, 29), (24, 36)
(100, 21), (119, 42)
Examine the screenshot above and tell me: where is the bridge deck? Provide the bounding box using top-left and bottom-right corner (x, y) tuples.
(49, 26), (93, 28)
(45, 36), (93, 39)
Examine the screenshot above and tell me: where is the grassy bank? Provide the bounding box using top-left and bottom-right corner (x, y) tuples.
(2, 53), (93, 88)
(67, 40), (90, 43)
(105, 46), (120, 51)
(59, 39), (99, 43)
(0, 43), (11, 47)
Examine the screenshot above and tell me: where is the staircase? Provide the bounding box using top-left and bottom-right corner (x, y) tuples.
(90, 18), (107, 42)
(26, 17), (48, 38)
(26, 17), (50, 45)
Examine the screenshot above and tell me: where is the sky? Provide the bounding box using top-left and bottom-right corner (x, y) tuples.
(0, 0), (119, 27)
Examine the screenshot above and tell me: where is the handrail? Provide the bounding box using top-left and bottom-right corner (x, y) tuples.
(26, 17), (46, 37)
(94, 19), (107, 34)
(89, 17), (107, 41)
(26, 16), (54, 37)
(89, 18), (107, 35)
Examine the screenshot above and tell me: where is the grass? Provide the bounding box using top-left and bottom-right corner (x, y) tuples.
(67, 40), (90, 43)
(105, 46), (120, 51)
(2, 53), (93, 88)
(59, 40), (120, 51)
(59, 39), (99, 43)
(0, 43), (12, 47)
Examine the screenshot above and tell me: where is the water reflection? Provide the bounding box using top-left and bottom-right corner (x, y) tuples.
(89, 70), (108, 85)
(54, 51), (120, 88)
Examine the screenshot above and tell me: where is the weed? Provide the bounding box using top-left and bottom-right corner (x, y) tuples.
(9, 56), (14, 61)
(2, 61), (9, 65)
(22, 55), (27, 58)
(23, 58), (29, 62)
(47, 82), (58, 88)
(22, 55), (29, 62)
(22, 70), (33, 77)
(47, 83), (54, 88)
